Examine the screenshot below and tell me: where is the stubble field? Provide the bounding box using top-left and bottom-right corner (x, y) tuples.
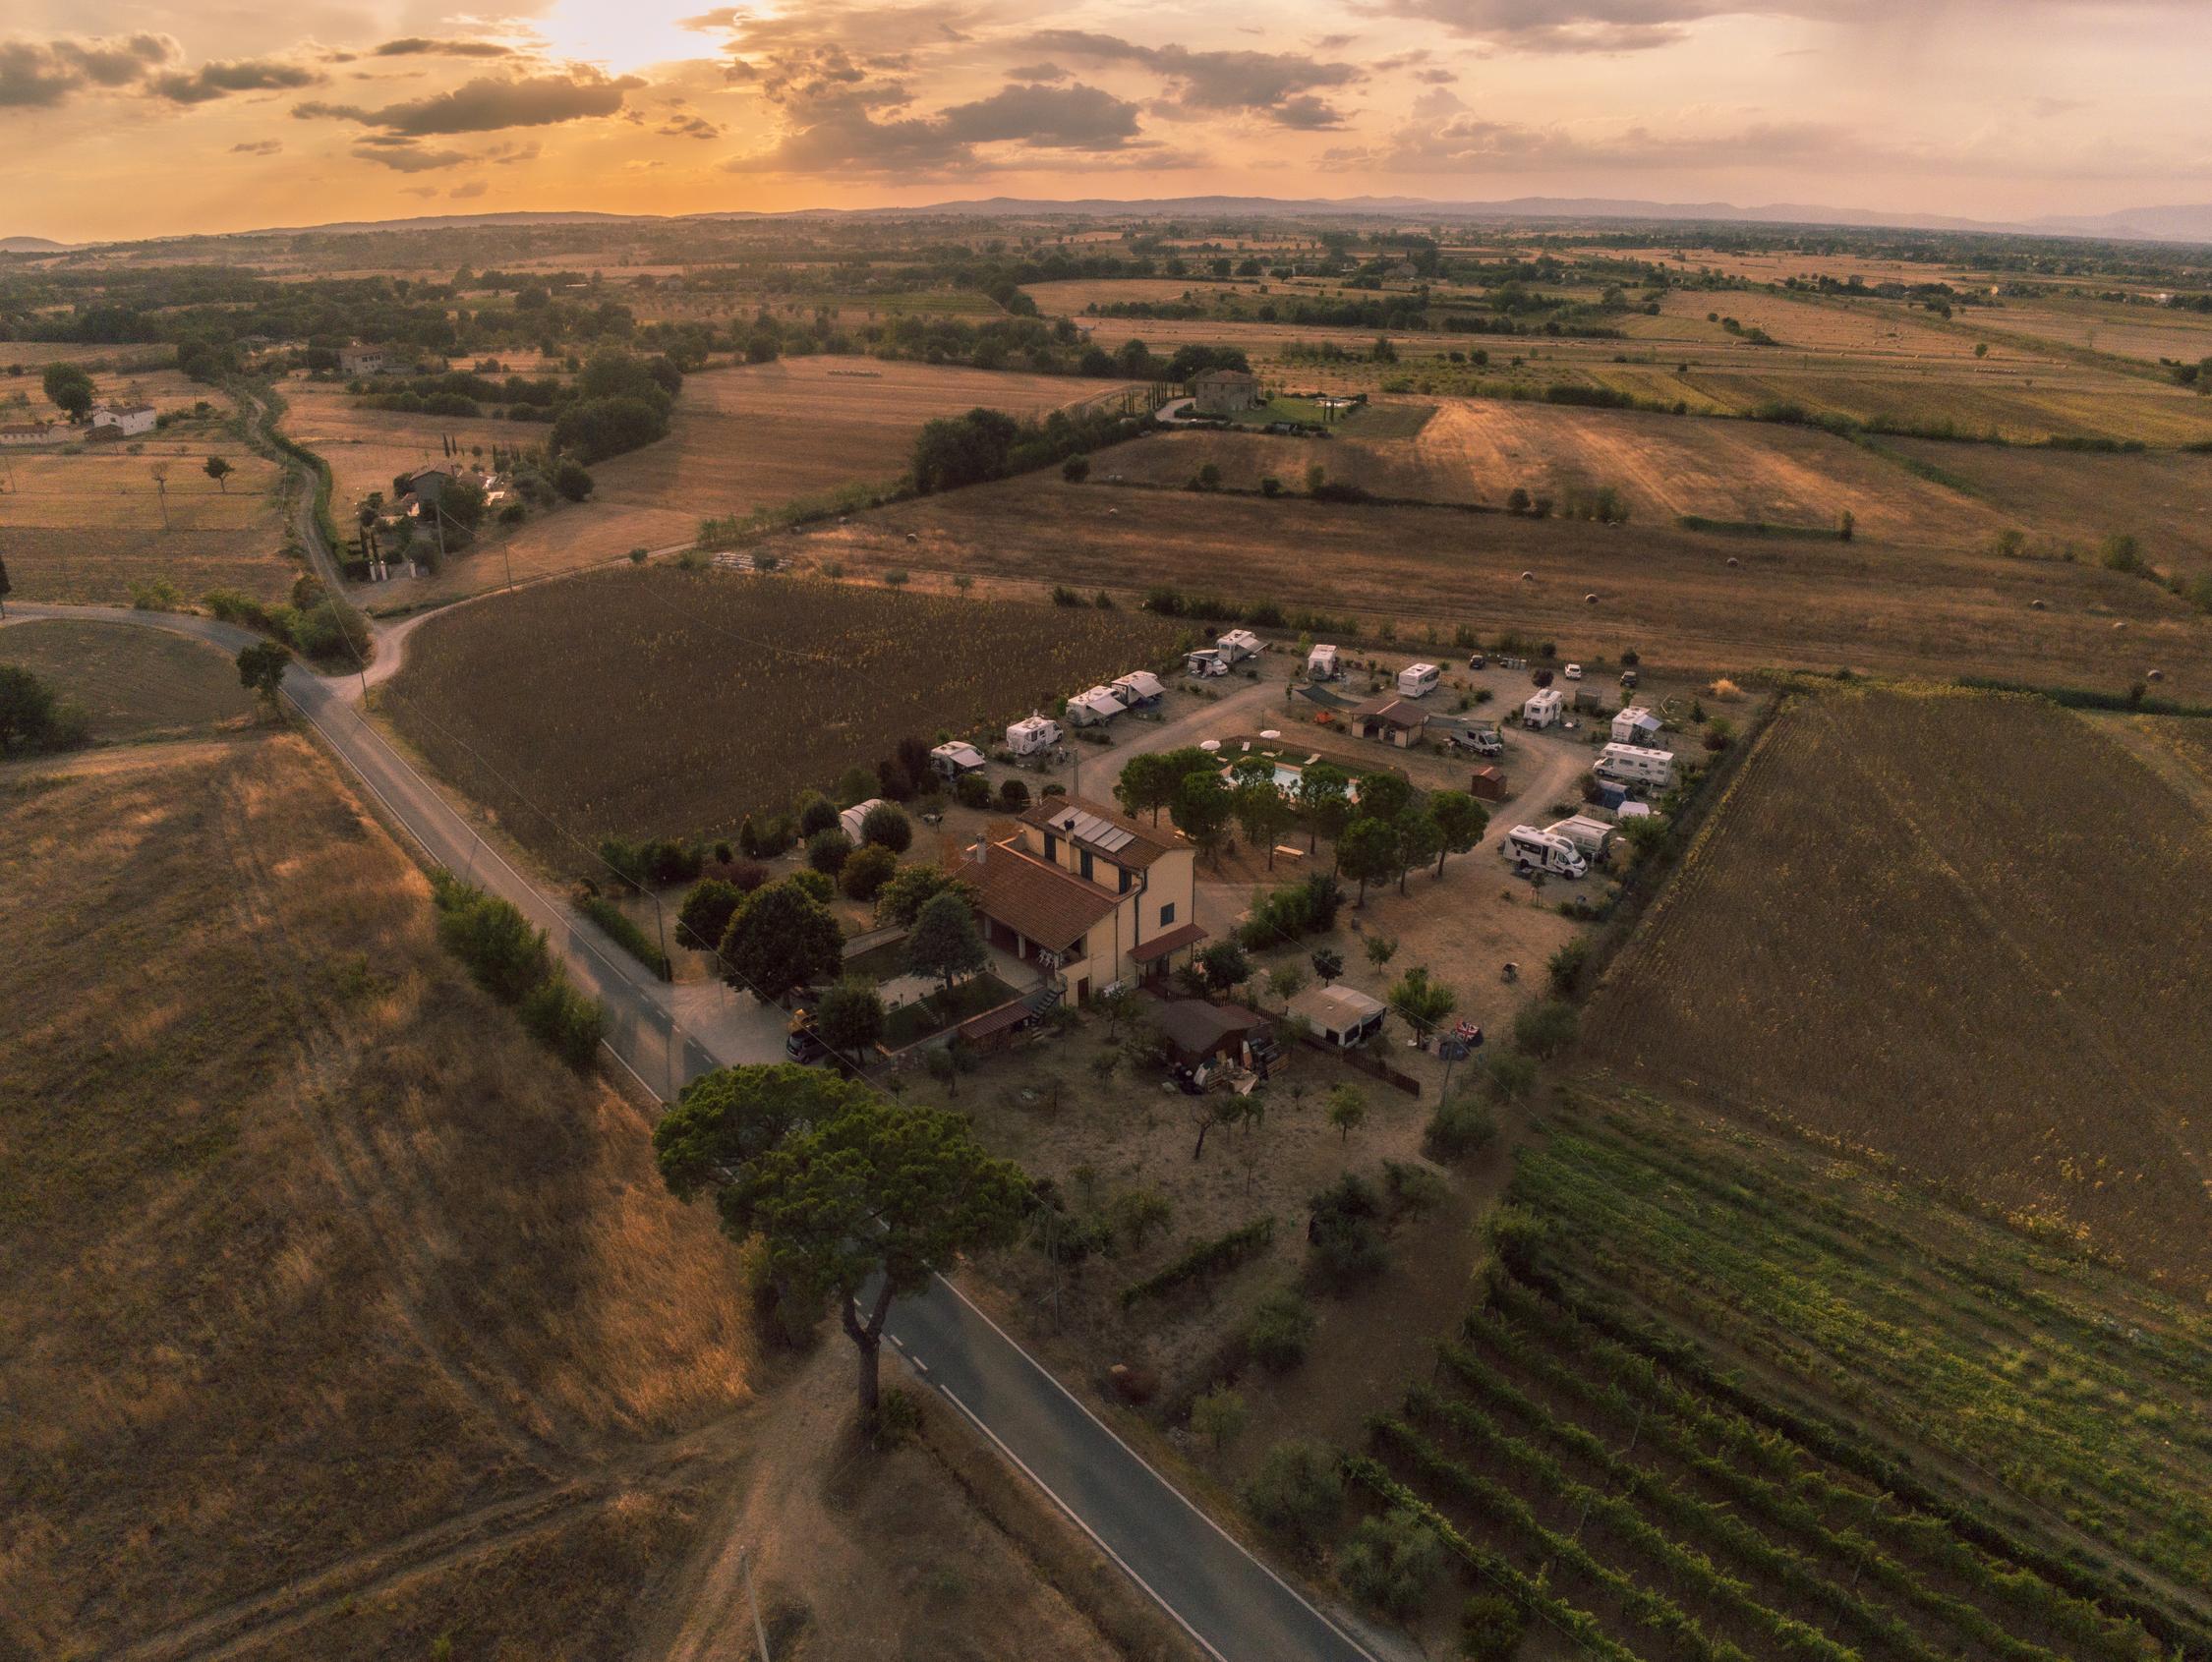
(383, 569), (1184, 863)
(803, 472), (2212, 698)
(1588, 683), (2212, 1291)
(0, 618), (255, 740)
(1111, 400), (2001, 544)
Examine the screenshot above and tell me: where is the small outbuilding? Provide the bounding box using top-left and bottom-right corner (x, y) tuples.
(1153, 1000), (1266, 1069)
(1350, 696), (1428, 748)
(1469, 765), (1507, 803)
(1288, 983), (1387, 1049)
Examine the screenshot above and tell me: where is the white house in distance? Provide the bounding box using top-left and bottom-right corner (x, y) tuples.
(1523, 687), (1565, 728)
(1612, 707), (1663, 745)
(340, 344), (386, 375)
(88, 401), (157, 437)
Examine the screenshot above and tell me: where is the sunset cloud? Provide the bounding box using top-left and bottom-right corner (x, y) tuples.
(294, 70), (643, 137)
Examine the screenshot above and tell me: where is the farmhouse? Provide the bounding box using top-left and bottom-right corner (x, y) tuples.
(1192, 368), (1260, 415)
(393, 466), (453, 504)
(88, 401), (157, 437)
(956, 795), (1201, 1003)
(340, 345), (387, 374)
(1350, 695), (1428, 748)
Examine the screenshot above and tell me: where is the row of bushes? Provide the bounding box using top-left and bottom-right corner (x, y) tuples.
(1119, 1216), (1276, 1308)
(203, 579), (372, 668)
(429, 873), (606, 1069)
(575, 892), (671, 980)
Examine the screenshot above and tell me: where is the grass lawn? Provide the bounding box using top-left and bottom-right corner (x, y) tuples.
(884, 972), (1017, 1048)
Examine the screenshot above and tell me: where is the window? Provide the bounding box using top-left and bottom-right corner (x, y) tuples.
(1043, 832), (1058, 864)
(1160, 901), (1176, 927)
(1118, 866), (1132, 893)
(1079, 849), (1093, 882)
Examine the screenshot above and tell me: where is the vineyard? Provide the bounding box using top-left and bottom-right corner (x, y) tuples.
(1351, 1090), (2212, 1659)
(383, 568), (1183, 865)
(1588, 682), (2212, 1290)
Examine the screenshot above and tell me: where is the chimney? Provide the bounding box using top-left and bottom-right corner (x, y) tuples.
(971, 833), (987, 869)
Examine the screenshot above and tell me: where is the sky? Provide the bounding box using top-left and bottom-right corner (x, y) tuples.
(3, 0), (2207, 242)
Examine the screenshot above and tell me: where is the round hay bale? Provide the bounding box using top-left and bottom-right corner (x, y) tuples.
(1725, 556), (1740, 568)
(2028, 599), (2046, 609)
(1584, 592), (1600, 604)
(2147, 667), (2165, 681)
(1520, 570), (1534, 582)
(2112, 620), (2126, 631)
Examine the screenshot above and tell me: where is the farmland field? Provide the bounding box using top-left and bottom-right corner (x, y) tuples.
(1117, 399), (2000, 544)
(803, 473), (2212, 699)
(0, 730), (754, 1654)
(1679, 362), (2212, 445)
(1590, 683), (2212, 1291)
(1356, 1083), (2212, 1659)
(382, 569), (1183, 863)
(0, 441), (292, 604)
(0, 617), (255, 739)
(302, 356), (1135, 609)
(1877, 438), (2212, 577)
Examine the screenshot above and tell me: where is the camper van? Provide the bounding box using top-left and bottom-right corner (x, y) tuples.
(1596, 742), (1675, 792)
(1502, 825), (1589, 879)
(1522, 687), (1565, 729)
(1217, 628), (1262, 663)
(1544, 815), (1614, 863)
(1397, 662), (1442, 699)
(1066, 686), (1126, 727)
(1005, 714), (1062, 757)
(1110, 670), (1165, 708)
(1186, 648), (1229, 677)
(930, 740), (986, 779)
(1307, 643), (1342, 681)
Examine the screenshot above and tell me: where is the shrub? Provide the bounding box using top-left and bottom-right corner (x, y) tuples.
(1426, 1092), (1499, 1161)
(797, 794), (841, 836)
(1383, 1159), (1450, 1215)
(1485, 1053), (1538, 1103)
(841, 843), (899, 900)
(998, 777), (1030, 811)
(858, 801), (912, 851)
(1247, 1289), (1316, 1372)
(1547, 937), (1591, 998)
(576, 893), (671, 980)
(1336, 1509), (1443, 1620)
(1120, 1217), (1275, 1308)
(807, 827), (852, 874)
(1459, 1594), (1527, 1660)
(520, 972), (606, 1070)
(1244, 1440), (1343, 1553)
(1190, 1385), (1249, 1452)
(431, 876), (549, 1003)
(677, 878), (745, 952)
(1104, 1186), (1172, 1253)
(1307, 1174), (1388, 1288)
(1062, 454), (1090, 483)
(954, 771), (993, 809)
(1512, 998), (1579, 1058)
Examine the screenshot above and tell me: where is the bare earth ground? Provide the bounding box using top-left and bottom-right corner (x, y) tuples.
(0, 617), (256, 740)
(797, 470), (2212, 700)
(1111, 399), (2002, 545)
(0, 431), (292, 604)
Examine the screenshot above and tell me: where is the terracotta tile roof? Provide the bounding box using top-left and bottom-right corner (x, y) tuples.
(1019, 794), (1182, 870)
(1153, 999), (1261, 1060)
(1129, 921), (1207, 963)
(956, 843), (1119, 953)
(1351, 696), (1427, 728)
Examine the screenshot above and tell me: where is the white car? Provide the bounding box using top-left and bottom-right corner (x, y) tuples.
(1563, 663), (1584, 680)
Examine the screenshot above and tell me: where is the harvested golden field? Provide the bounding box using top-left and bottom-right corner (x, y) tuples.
(0, 443), (292, 603)
(804, 472), (2212, 698)
(1590, 683), (2212, 1291)
(1973, 295), (2212, 368)
(1683, 361), (2212, 445)
(1656, 287), (2003, 361)
(384, 569), (1184, 862)
(0, 618), (255, 739)
(0, 732), (755, 1655)
(1024, 276), (1233, 314)
(319, 357), (1132, 610)
(1113, 399), (2000, 545)
(1879, 438), (2212, 578)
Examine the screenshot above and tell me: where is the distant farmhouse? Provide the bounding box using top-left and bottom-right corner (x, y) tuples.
(88, 401), (156, 438)
(1192, 367), (1259, 415)
(340, 344), (386, 375)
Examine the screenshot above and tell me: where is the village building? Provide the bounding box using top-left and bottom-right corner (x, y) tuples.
(87, 401), (157, 437)
(0, 420), (55, 446)
(956, 795), (1202, 1003)
(1191, 367), (1260, 415)
(340, 345), (387, 375)
(1350, 695), (1429, 748)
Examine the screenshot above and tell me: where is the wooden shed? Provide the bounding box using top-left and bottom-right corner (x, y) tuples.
(1470, 766), (1507, 802)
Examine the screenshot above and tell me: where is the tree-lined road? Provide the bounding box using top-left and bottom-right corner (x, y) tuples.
(3, 600), (1381, 1662)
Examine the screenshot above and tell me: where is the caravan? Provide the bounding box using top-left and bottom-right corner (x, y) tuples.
(1596, 742), (1675, 792)
(1110, 670), (1165, 709)
(1396, 662), (1442, 699)
(930, 740), (986, 779)
(1307, 643), (1343, 681)
(1216, 628), (1262, 663)
(1066, 686), (1126, 727)
(1502, 825), (1589, 879)
(1006, 714), (1062, 757)
(1544, 815), (1614, 863)
(1186, 647), (1229, 677)
(1522, 687), (1565, 728)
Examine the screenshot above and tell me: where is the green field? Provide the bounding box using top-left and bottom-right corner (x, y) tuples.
(0, 618), (254, 741)
(1348, 1085), (2212, 1658)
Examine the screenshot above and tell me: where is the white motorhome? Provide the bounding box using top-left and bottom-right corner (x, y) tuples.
(1545, 815), (1614, 863)
(1066, 686), (1125, 727)
(1522, 687), (1565, 728)
(1597, 742), (1675, 792)
(1005, 714), (1062, 757)
(1502, 825), (1589, 879)
(1216, 628), (1262, 663)
(1611, 707), (1663, 746)
(1397, 662), (1441, 699)
(1110, 670), (1165, 707)
(930, 740), (986, 779)
(1307, 643), (1342, 681)
(1285, 983), (1388, 1048)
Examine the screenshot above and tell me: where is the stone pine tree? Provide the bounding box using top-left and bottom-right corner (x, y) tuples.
(655, 1064), (1028, 1419)
(721, 881), (841, 1005)
(1426, 790), (1487, 878)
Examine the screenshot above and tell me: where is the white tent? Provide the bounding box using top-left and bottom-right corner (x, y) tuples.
(839, 797), (888, 842)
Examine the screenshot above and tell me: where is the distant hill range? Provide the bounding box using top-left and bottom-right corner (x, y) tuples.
(8, 197), (2212, 250)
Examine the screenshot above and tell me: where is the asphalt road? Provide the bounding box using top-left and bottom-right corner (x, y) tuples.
(6, 601), (1381, 1662)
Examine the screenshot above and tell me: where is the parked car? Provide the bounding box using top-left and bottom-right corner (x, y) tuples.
(1563, 663), (1584, 680)
(1466, 652), (1487, 670)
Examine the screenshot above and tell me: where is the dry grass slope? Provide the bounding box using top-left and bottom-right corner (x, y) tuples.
(0, 618), (255, 740)
(0, 733), (753, 1657)
(1589, 683), (2212, 1291)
